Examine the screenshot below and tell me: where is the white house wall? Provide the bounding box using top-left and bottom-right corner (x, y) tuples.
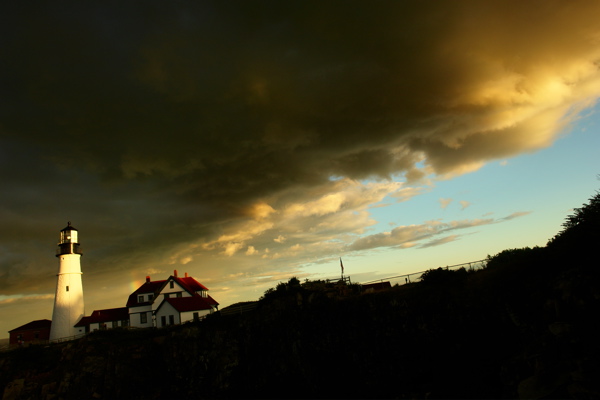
(155, 301), (180, 328)
(128, 303), (153, 328)
(78, 319), (128, 333)
(180, 309), (211, 324)
(129, 311), (153, 328)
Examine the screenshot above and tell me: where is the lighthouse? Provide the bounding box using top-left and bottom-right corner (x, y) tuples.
(49, 222), (85, 341)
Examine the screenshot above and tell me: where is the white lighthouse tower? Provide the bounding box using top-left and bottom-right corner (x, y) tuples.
(49, 222), (85, 341)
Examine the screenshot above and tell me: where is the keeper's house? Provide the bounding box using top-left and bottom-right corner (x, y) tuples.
(74, 270), (219, 334)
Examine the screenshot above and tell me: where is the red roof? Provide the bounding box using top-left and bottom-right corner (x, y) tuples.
(75, 307), (129, 327)
(126, 275), (212, 308)
(163, 296), (215, 312)
(205, 295), (219, 306)
(9, 319), (52, 332)
(175, 276), (209, 292)
(126, 280), (166, 307)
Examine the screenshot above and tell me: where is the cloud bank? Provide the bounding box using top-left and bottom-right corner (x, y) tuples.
(0, 1), (599, 311)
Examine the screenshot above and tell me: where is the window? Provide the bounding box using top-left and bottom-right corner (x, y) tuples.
(169, 315), (175, 325)
(161, 316), (166, 327)
(164, 293), (170, 299)
(148, 294), (153, 301)
(176, 292), (182, 298)
(66, 286), (69, 292)
(138, 295), (144, 303)
(169, 281), (174, 289)
(122, 320), (129, 327)
(140, 312), (148, 324)
(193, 312), (199, 321)
(112, 321), (118, 328)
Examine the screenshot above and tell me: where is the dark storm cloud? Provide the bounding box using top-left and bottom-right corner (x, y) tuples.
(1, 0), (599, 296)
(3, 1), (600, 193)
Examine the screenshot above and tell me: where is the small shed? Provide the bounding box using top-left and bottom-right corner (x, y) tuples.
(9, 319), (52, 345)
(362, 281), (392, 293)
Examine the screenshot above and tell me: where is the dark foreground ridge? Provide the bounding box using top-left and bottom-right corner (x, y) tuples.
(2, 191), (600, 399)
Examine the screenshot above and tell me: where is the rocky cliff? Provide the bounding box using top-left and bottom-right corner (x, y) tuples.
(2, 251), (600, 399)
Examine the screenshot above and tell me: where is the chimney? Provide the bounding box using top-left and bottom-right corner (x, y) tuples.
(184, 272), (188, 278)
(174, 269), (178, 277)
(146, 276), (151, 283)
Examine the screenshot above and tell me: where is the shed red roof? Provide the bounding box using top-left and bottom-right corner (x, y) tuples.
(75, 307), (129, 327)
(9, 319), (52, 332)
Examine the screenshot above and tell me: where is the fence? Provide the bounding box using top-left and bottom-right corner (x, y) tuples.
(50, 333), (86, 343)
(361, 259), (487, 287)
(324, 276), (352, 285)
(220, 302), (258, 317)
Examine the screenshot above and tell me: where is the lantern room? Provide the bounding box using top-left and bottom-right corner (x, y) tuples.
(59, 221), (78, 244)
(57, 222), (82, 256)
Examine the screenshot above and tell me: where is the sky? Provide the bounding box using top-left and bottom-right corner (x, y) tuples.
(1, 0), (600, 338)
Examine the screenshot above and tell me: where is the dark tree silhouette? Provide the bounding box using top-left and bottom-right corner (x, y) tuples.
(548, 190), (600, 250)
(420, 266), (467, 285)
